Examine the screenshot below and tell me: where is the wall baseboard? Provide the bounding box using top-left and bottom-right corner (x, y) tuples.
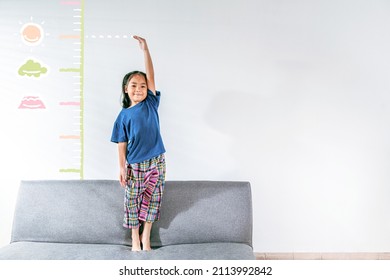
(254, 252), (390, 260)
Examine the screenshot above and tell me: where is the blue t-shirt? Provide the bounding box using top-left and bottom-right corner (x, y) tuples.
(111, 90), (166, 164)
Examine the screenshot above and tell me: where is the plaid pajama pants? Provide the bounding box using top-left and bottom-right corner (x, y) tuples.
(123, 154), (166, 229)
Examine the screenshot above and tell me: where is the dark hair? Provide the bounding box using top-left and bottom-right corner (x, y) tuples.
(121, 71), (147, 108)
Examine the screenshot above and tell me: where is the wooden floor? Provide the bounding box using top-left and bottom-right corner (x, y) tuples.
(255, 252), (390, 260)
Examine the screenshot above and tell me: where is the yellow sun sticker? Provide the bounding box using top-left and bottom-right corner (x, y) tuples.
(20, 22), (44, 46)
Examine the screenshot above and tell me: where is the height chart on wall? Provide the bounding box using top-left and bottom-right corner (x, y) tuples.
(12, 1), (85, 179)
(57, 1), (85, 179)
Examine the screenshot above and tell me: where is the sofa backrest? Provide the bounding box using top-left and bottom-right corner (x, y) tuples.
(11, 180), (252, 248)
(154, 181), (253, 248)
(11, 180), (131, 246)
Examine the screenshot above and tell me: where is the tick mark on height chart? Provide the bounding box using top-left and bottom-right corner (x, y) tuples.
(59, 101), (80, 106)
(86, 34), (129, 39)
(60, 1), (81, 5)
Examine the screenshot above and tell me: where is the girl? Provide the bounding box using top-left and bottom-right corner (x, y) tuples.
(111, 35), (166, 251)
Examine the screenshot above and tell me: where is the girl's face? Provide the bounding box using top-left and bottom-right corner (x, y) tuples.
(125, 74), (147, 107)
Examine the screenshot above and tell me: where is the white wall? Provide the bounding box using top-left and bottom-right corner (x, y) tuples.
(1, 0), (390, 252)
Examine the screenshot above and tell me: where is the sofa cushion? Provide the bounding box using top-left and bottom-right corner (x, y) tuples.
(0, 241), (255, 260)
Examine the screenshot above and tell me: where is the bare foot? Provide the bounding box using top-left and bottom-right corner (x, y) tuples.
(141, 235), (151, 251)
(131, 239), (141, 251)
(131, 229), (141, 252)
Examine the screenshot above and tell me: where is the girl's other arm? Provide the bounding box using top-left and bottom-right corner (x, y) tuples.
(118, 142), (127, 188)
(133, 35), (156, 95)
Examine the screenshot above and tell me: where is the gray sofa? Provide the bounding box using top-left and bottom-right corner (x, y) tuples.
(0, 180), (254, 260)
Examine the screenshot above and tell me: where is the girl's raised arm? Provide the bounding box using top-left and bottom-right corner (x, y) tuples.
(132, 35), (156, 94)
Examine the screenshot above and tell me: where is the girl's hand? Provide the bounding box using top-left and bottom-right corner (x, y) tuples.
(119, 167), (127, 188)
(132, 34), (156, 94)
(133, 35), (148, 51)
